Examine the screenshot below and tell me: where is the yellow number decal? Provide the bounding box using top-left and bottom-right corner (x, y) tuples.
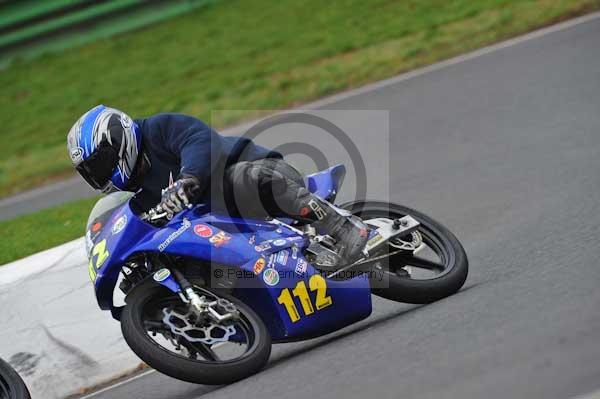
(277, 289), (300, 322)
(88, 259), (96, 283)
(88, 239), (110, 282)
(277, 275), (332, 322)
(309, 274), (333, 310)
(292, 281), (315, 316)
(93, 239), (110, 268)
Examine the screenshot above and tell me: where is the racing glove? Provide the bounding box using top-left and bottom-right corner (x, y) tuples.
(159, 176), (202, 216)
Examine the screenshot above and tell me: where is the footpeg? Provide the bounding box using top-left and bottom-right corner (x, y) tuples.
(306, 240), (342, 271)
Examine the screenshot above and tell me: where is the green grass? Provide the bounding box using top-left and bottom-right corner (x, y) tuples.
(0, 196), (98, 265)
(1, 0), (598, 199)
(1, 0), (599, 265)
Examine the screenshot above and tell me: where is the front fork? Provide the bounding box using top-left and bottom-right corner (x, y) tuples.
(152, 267), (239, 323)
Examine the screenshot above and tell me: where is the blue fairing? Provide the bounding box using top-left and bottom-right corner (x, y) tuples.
(89, 165), (371, 342)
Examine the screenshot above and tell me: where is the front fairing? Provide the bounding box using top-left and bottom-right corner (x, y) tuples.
(89, 203), (304, 311)
(86, 199), (156, 310)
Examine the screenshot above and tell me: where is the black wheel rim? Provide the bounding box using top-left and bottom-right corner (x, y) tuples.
(139, 287), (260, 365)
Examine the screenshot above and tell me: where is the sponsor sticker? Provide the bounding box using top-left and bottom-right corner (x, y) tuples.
(267, 254), (276, 268)
(253, 258), (266, 275)
(295, 258), (308, 275)
(111, 215), (127, 235)
(255, 242), (271, 252)
(210, 231), (231, 247)
(70, 147), (84, 163)
(158, 218), (191, 252)
(291, 245), (299, 260)
(276, 250), (289, 265)
(194, 224), (213, 238)
(263, 268), (280, 286)
(273, 239), (287, 247)
(287, 236), (304, 242)
(248, 235), (256, 245)
(367, 233), (383, 247)
(153, 268), (171, 282)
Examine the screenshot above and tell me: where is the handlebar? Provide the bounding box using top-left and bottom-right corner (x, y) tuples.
(140, 203), (194, 223)
(140, 205), (170, 222)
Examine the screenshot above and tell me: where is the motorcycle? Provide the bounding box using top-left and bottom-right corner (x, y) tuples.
(85, 164), (468, 384)
(0, 358), (30, 399)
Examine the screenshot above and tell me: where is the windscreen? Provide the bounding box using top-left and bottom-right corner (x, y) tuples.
(85, 192), (134, 256)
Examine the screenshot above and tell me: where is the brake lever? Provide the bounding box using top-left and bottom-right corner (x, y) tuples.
(141, 205), (169, 222)
(141, 203), (193, 223)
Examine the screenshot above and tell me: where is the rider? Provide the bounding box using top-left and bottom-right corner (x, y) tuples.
(66, 105), (369, 263)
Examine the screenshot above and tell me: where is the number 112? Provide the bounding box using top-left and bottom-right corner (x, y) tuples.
(277, 274), (333, 322)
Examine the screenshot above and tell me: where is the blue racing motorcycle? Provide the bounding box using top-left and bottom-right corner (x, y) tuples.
(85, 164), (468, 384)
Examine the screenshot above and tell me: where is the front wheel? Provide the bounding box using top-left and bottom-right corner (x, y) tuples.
(341, 201), (468, 304)
(121, 280), (271, 385)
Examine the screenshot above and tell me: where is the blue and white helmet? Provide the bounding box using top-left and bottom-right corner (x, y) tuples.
(67, 105), (141, 192)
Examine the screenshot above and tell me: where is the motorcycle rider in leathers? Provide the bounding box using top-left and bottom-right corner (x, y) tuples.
(67, 105), (368, 263)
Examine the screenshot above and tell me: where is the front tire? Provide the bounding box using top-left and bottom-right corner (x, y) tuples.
(341, 201), (468, 304)
(121, 280), (271, 385)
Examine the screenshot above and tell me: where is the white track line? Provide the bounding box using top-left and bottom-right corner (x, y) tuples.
(78, 10), (600, 398)
(78, 370), (156, 399)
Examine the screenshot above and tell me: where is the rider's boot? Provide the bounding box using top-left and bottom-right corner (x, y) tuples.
(296, 196), (369, 264)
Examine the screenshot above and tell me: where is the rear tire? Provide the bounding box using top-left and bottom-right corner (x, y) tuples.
(121, 281), (271, 385)
(341, 201), (468, 304)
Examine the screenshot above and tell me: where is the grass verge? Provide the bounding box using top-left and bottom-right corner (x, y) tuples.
(0, 196), (98, 265)
(1, 0), (599, 198)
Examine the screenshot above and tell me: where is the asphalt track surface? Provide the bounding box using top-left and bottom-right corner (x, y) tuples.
(55, 14), (600, 399)
(0, 176), (94, 220)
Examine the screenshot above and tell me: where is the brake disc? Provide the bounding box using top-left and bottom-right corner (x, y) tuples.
(162, 308), (236, 345)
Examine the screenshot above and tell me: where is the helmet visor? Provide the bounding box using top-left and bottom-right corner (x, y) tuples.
(76, 141), (119, 191)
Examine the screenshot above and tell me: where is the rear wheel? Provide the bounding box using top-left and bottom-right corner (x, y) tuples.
(341, 201), (468, 304)
(121, 280), (271, 385)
